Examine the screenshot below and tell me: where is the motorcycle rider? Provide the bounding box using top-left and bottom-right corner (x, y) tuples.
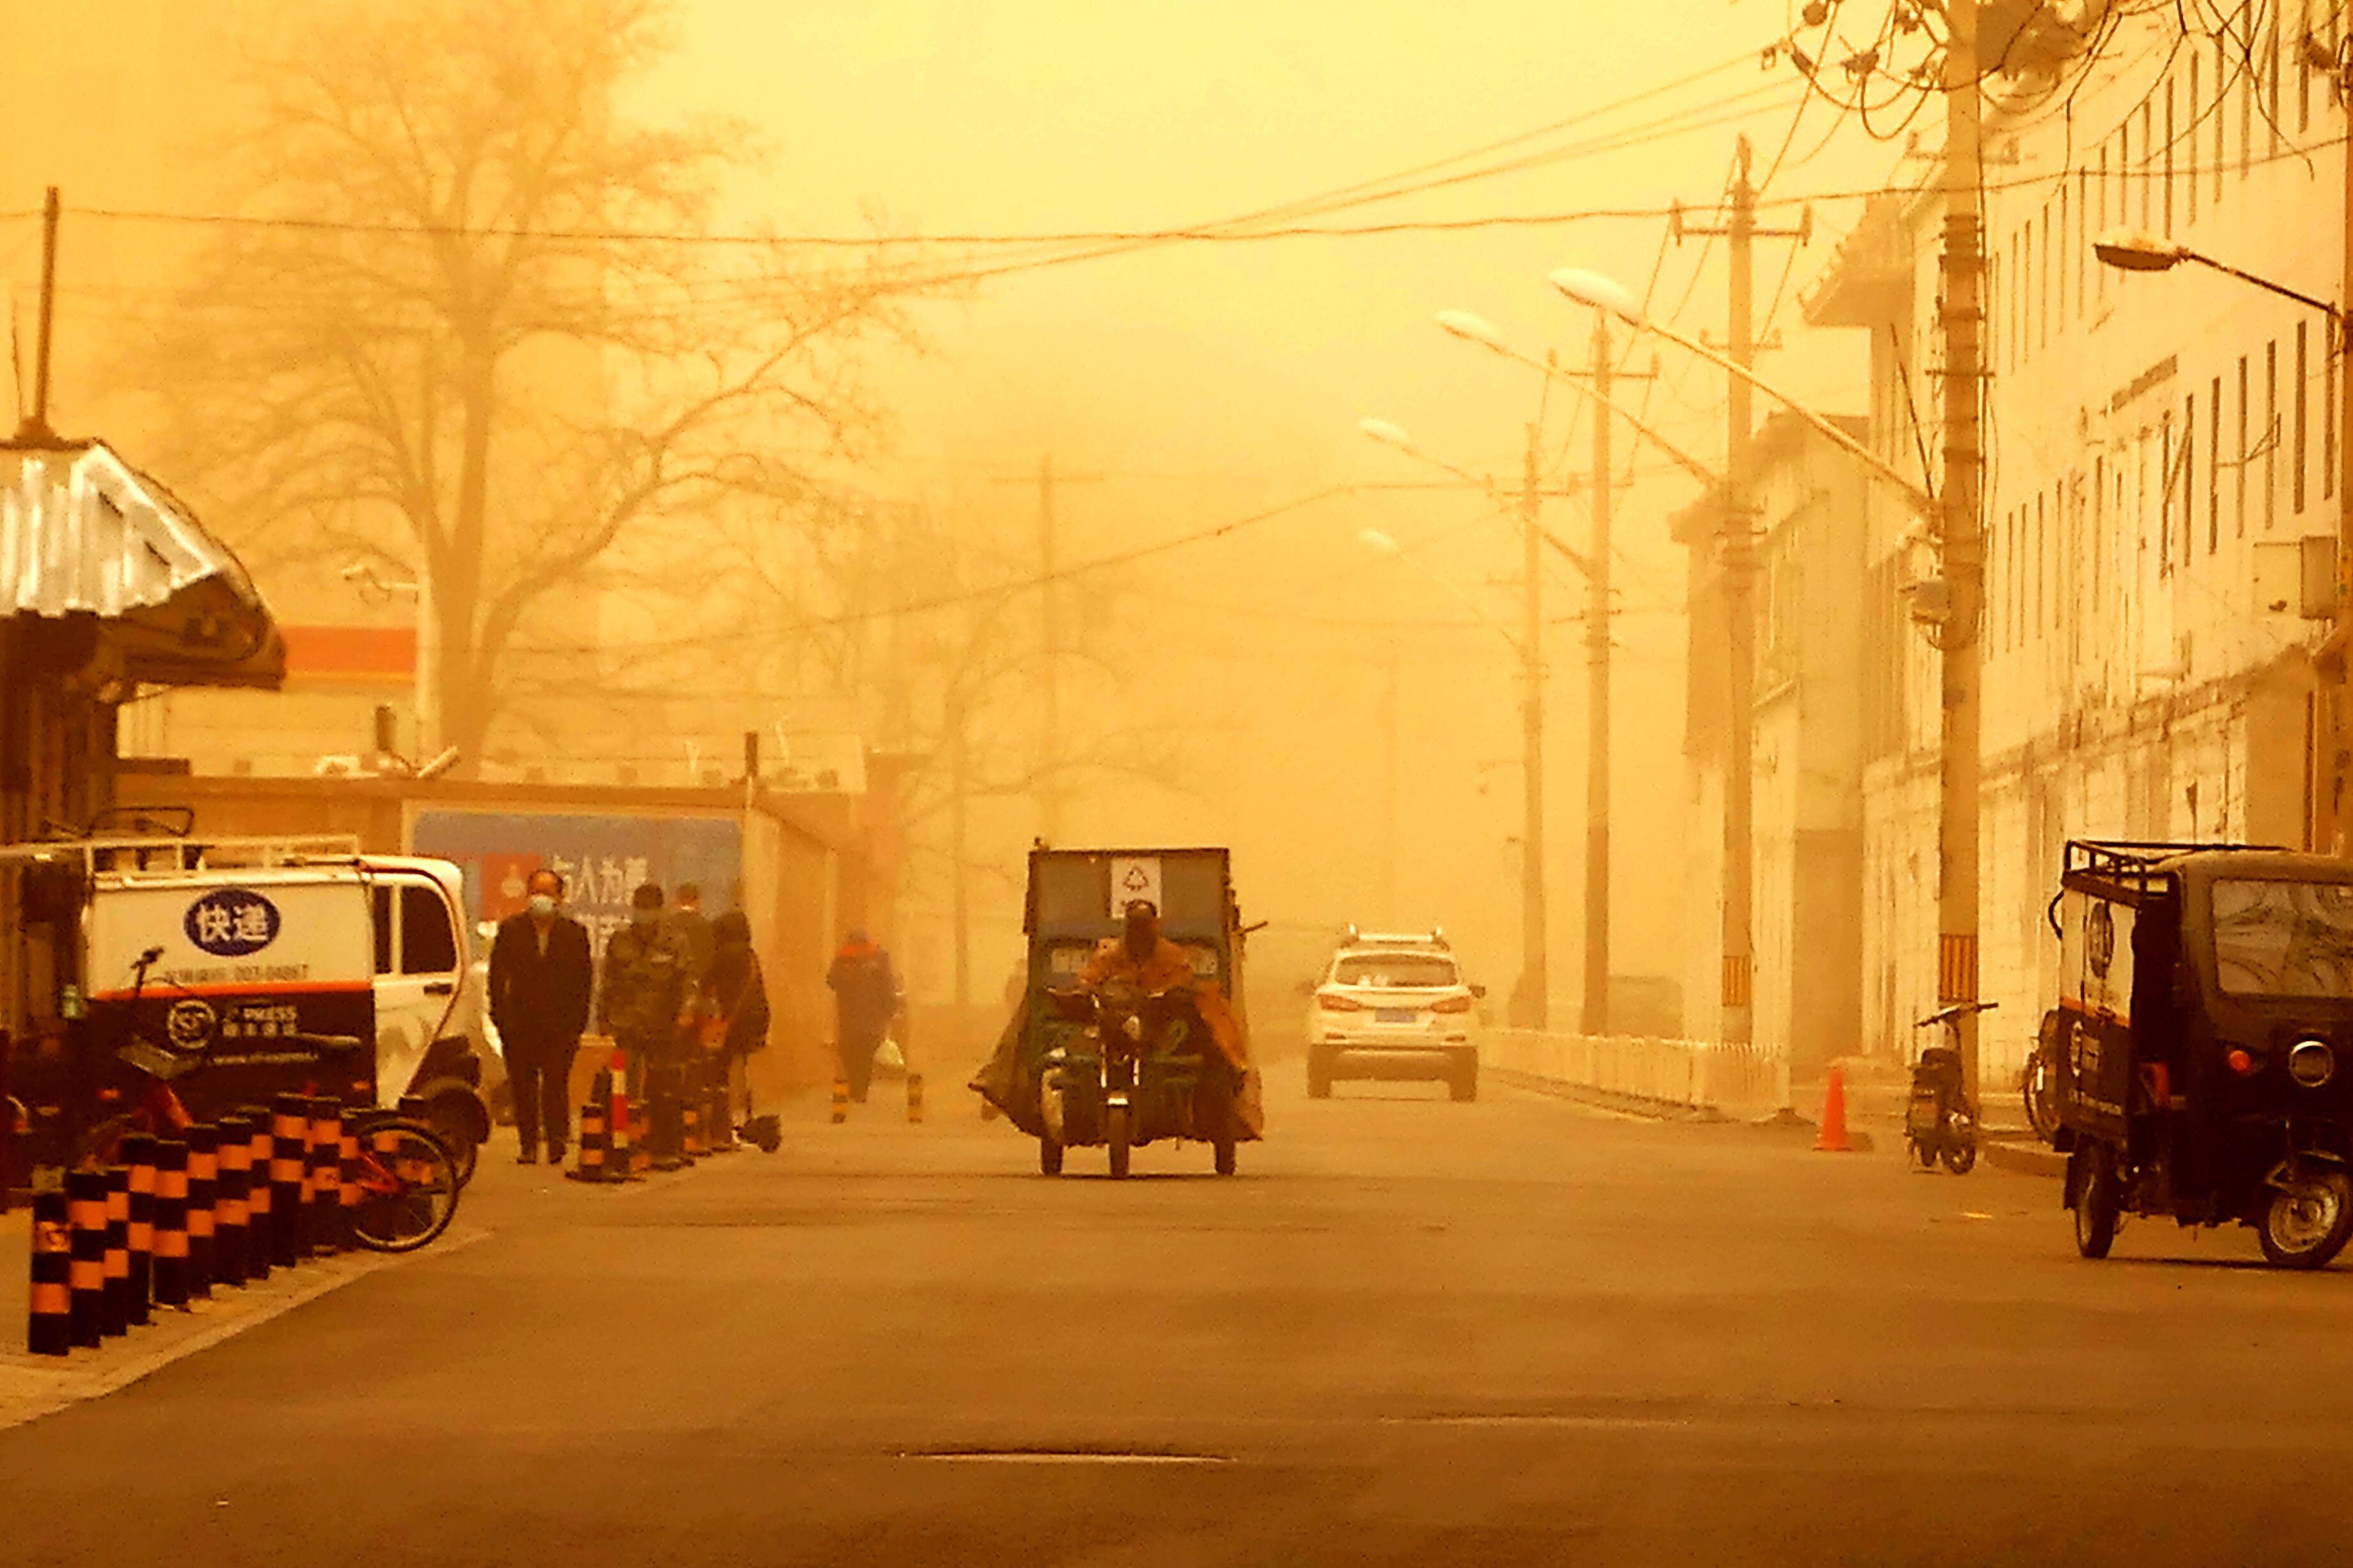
(1078, 899), (1259, 1134)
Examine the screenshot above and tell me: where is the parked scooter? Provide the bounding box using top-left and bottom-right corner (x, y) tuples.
(1907, 1000), (1997, 1174)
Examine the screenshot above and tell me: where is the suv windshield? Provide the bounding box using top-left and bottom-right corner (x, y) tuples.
(1333, 952), (1457, 988)
(2211, 878), (2353, 998)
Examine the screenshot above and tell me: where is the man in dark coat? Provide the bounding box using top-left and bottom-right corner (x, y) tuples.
(600, 880), (692, 1110)
(488, 867), (595, 1163)
(667, 881), (715, 988)
(825, 928), (899, 1105)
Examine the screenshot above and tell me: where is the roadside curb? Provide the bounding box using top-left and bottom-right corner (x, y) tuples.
(1490, 1069), (1876, 1150)
(1983, 1137), (2067, 1179)
(0, 1225), (492, 1432)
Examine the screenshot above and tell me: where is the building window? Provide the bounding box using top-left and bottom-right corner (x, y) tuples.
(2299, 1), (2313, 132)
(2093, 454), (2106, 597)
(2242, 54), (2255, 179)
(2136, 102), (2155, 226)
(2163, 79), (2176, 235)
(2267, 339), (2280, 530)
(2329, 325), (2340, 502)
(2187, 58), (2201, 226)
(2038, 206), (2051, 349)
(2034, 490), (2046, 632)
(2295, 321), (2310, 515)
(2213, 38), (2227, 203)
(2074, 173), (2087, 314)
(2269, 21), (2283, 154)
(2161, 408), (2176, 571)
(2184, 393), (2198, 564)
(2239, 354), (2251, 535)
(2210, 376), (2223, 552)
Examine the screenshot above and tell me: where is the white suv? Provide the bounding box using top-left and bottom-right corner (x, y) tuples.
(1306, 931), (1481, 1101)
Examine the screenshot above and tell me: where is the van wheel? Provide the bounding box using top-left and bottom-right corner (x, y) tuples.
(1448, 1052), (1478, 1103)
(1307, 1047), (1334, 1099)
(2258, 1170), (2353, 1268)
(2073, 1142), (2121, 1259)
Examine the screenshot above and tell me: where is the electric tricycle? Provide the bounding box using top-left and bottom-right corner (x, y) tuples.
(2049, 840), (2353, 1268)
(971, 846), (1260, 1178)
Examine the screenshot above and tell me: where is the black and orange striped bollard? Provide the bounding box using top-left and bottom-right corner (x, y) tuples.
(66, 1168), (107, 1347)
(183, 1124), (217, 1298)
(244, 1117), (275, 1280)
(311, 1098), (346, 1253)
(122, 1133), (158, 1323)
(212, 1115), (250, 1287)
(269, 1094), (306, 1267)
(831, 1076), (850, 1124)
(906, 1073), (925, 1124)
(151, 1139), (190, 1308)
(100, 1165), (131, 1337)
(27, 1187), (71, 1355)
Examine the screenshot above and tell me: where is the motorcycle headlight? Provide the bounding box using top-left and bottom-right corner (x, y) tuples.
(2289, 1039), (2336, 1088)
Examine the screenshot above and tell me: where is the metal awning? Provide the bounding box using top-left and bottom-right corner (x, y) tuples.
(0, 438), (283, 689)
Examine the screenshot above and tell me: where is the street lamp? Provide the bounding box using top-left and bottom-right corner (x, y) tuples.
(1359, 415), (1552, 1029)
(1552, 262), (1944, 1101)
(2095, 229), (2353, 857)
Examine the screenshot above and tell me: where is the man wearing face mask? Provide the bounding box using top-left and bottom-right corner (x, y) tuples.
(598, 881), (693, 1108)
(488, 867), (595, 1164)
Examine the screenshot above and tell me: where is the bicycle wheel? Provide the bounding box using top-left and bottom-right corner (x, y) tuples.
(347, 1118), (460, 1253)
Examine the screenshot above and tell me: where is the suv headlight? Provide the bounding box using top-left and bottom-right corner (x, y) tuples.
(2289, 1038), (2336, 1088)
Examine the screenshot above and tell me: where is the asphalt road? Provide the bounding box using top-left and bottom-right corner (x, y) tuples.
(6, 1072), (2353, 1567)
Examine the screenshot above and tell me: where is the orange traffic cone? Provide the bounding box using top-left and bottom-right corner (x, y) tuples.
(1813, 1066), (1854, 1153)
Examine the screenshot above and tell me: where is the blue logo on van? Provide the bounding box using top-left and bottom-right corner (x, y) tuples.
(185, 888), (281, 958)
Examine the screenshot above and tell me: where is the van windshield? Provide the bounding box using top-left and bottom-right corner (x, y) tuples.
(2211, 878), (2353, 998)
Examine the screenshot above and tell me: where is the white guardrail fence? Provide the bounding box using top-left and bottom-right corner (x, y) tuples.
(1480, 1029), (1785, 1114)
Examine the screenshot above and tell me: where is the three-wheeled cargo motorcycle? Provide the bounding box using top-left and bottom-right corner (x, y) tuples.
(2047, 840), (2353, 1268)
(973, 846), (1259, 1178)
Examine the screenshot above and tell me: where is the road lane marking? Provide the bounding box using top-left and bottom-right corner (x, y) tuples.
(903, 1450), (1232, 1466)
(1384, 1415), (1692, 1430)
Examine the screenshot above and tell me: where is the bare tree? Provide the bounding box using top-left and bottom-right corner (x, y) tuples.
(134, 0), (919, 768)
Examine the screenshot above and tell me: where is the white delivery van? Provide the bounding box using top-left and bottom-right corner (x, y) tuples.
(5, 835), (490, 1180)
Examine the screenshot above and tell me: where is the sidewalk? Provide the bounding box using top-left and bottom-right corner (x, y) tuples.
(0, 1203), (489, 1432)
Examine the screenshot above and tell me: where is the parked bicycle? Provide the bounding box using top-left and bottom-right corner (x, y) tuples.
(2022, 1011), (2064, 1144)
(74, 947), (460, 1253)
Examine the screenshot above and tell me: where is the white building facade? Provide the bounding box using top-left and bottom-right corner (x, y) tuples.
(1808, 8), (2349, 1079)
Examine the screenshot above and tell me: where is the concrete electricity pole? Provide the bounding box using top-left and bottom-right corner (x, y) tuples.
(2327, 40), (2353, 857)
(1036, 454), (1064, 845)
(1936, 3), (1990, 1096)
(1029, 456), (1106, 846)
(1677, 137), (1806, 1055)
(1516, 421), (1551, 1030)
(1583, 314), (1614, 1037)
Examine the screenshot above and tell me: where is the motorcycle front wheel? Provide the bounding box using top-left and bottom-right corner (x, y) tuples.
(2258, 1170), (2353, 1269)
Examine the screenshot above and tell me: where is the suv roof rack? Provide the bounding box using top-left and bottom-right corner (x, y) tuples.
(1342, 926), (1449, 950)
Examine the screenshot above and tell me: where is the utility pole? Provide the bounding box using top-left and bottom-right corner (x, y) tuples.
(2326, 40), (2353, 857)
(1036, 454), (1063, 845)
(1583, 314), (1613, 1037)
(1380, 636), (1400, 923)
(13, 187), (59, 444)
(1676, 137), (1802, 1060)
(1515, 421), (1549, 1030)
(1937, 3), (1990, 1098)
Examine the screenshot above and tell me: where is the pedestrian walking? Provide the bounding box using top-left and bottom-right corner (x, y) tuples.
(697, 910), (770, 1144)
(600, 881), (693, 1151)
(826, 927), (900, 1106)
(488, 867), (595, 1165)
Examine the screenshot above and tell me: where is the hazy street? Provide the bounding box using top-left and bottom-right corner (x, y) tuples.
(6, 1076), (2351, 1567)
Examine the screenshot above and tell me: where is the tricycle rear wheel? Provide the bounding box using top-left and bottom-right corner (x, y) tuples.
(2072, 1142), (2120, 1259)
